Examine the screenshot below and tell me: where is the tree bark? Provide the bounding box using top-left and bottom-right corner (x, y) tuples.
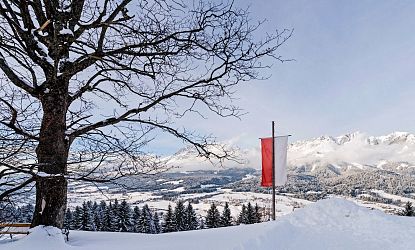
(31, 87), (69, 228)
(31, 176), (67, 228)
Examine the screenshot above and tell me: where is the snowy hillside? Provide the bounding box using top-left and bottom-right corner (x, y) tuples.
(2, 198), (415, 250)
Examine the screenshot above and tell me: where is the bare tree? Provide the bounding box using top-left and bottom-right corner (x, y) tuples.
(0, 0), (291, 228)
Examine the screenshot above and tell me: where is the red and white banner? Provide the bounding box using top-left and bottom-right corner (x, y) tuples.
(261, 136), (289, 187)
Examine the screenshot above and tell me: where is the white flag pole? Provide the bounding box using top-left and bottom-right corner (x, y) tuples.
(272, 121), (276, 221)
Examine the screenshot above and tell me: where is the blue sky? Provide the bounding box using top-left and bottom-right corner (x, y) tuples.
(156, 0), (415, 153)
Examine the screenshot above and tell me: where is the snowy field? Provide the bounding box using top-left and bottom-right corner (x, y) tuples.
(2, 198), (415, 250)
(66, 189), (313, 219)
(65, 187), (406, 219)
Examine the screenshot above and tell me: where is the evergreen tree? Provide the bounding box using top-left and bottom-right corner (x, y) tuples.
(99, 200), (107, 211)
(72, 206), (83, 230)
(185, 202), (199, 231)
(86, 200), (94, 211)
(162, 204), (176, 233)
(402, 202), (414, 216)
(14, 207), (21, 222)
(93, 201), (104, 231)
(220, 202), (232, 227)
(64, 208), (73, 229)
(153, 212), (161, 234)
(81, 201), (95, 231)
(27, 205), (34, 222)
(138, 204), (155, 233)
(15, 207), (23, 222)
(205, 203), (221, 228)
(96, 201), (108, 231)
(132, 206), (141, 233)
(20, 204), (34, 223)
(118, 200), (132, 232)
(112, 199), (121, 230)
(246, 202), (255, 224)
(102, 203), (118, 232)
(238, 204), (248, 224)
(174, 200), (186, 231)
(0, 204), (16, 222)
(92, 201), (98, 209)
(254, 203), (261, 223)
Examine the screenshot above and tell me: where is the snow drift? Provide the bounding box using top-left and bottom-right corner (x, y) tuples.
(2, 198), (415, 250)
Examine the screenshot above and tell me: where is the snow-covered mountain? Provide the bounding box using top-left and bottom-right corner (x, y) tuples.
(288, 131), (415, 174)
(169, 131), (415, 174)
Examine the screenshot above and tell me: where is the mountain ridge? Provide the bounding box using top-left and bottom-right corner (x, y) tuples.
(169, 131), (415, 174)
(291, 131), (415, 147)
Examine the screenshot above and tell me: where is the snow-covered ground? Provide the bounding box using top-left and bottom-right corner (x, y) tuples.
(64, 187), (414, 219)
(371, 189), (415, 204)
(2, 198), (415, 250)
(136, 191), (312, 218)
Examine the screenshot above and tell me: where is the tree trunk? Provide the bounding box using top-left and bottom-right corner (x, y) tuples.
(31, 176), (67, 228)
(31, 88), (69, 228)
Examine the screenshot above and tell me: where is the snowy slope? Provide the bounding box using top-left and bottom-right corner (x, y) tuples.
(2, 198), (415, 250)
